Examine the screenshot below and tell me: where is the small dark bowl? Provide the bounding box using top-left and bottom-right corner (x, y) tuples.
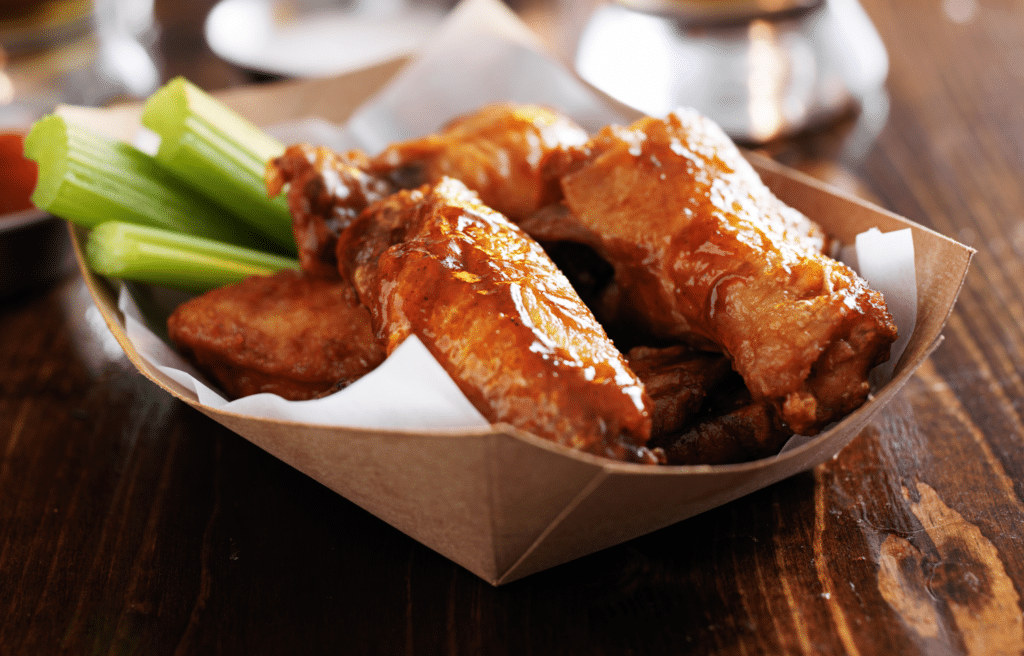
(0, 209), (75, 299)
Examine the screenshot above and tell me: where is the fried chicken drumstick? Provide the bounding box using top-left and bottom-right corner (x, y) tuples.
(522, 108), (898, 436)
(336, 176), (655, 462)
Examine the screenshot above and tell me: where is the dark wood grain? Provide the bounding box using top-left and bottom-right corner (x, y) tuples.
(3, 0), (1024, 653)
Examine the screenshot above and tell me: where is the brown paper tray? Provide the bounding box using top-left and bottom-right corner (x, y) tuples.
(64, 61), (972, 586)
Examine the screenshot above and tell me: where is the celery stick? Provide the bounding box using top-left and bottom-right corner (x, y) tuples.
(24, 115), (272, 251)
(87, 221), (299, 293)
(141, 77), (294, 252)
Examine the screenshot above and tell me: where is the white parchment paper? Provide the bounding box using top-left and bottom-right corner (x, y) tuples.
(119, 0), (918, 432)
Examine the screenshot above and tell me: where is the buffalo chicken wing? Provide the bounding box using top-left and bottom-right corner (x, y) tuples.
(167, 270), (386, 400)
(368, 104), (588, 222)
(522, 108), (898, 436)
(336, 176), (654, 461)
(266, 144), (395, 278)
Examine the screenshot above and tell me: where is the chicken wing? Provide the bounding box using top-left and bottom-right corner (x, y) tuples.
(336, 176), (654, 461)
(266, 105), (584, 277)
(625, 344), (733, 438)
(651, 381), (793, 466)
(167, 269), (386, 401)
(368, 103), (588, 222)
(521, 108), (898, 436)
(266, 144), (395, 278)
(629, 345), (791, 464)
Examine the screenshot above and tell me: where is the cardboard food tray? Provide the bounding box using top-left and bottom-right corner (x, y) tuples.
(65, 63), (972, 588)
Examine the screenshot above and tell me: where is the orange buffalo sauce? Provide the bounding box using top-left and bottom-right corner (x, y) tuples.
(0, 132), (38, 215)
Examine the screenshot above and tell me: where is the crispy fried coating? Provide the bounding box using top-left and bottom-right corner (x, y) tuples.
(629, 344), (793, 464)
(368, 103), (588, 222)
(265, 105), (585, 278)
(337, 176), (654, 461)
(521, 108), (898, 436)
(648, 373), (792, 466)
(167, 270), (386, 401)
(626, 345), (734, 437)
(655, 402), (791, 466)
(266, 144), (395, 279)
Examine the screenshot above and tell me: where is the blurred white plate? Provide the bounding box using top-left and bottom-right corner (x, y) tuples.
(204, 0), (447, 78)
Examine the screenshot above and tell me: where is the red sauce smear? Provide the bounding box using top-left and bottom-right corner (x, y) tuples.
(0, 132), (38, 215)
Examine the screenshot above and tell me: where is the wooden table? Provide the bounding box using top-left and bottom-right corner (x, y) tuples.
(2, 0), (1022, 653)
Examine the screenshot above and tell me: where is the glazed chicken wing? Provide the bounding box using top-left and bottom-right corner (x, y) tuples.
(266, 144), (395, 278)
(336, 176), (654, 461)
(625, 344), (733, 437)
(368, 103), (588, 222)
(266, 105), (584, 277)
(651, 379), (794, 466)
(167, 270), (386, 400)
(627, 345), (792, 464)
(521, 108), (898, 436)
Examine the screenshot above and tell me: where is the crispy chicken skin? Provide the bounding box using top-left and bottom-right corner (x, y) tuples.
(522, 108), (898, 436)
(653, 390), (794, 466)
(265, 105), (584, 277)
(368, 104), (588, 222)
(626, 345), (734, 437)
(167, 270), (386, 401)
(629, 345), (792, 464)
(336, 176), (654, 461)
(266, 144), (395, 279)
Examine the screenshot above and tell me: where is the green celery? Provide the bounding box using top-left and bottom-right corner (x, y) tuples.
(24, 115), (271, 251)
(141, 77), (294, 252)
(87, 221), (299, 293)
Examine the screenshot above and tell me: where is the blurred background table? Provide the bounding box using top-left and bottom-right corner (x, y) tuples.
(2, 0), (1024, 653)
